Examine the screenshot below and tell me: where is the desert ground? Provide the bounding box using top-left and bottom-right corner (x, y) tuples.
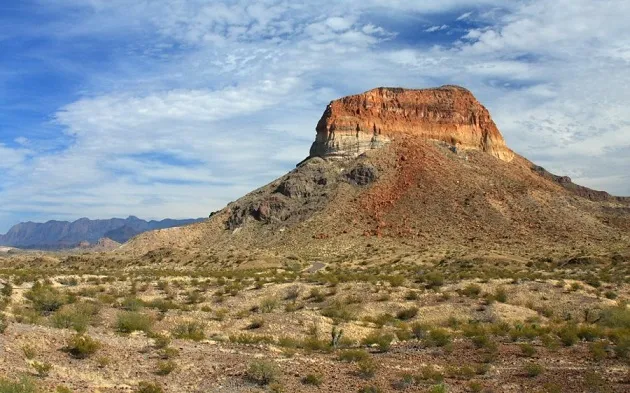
(1, 248), (629, 392)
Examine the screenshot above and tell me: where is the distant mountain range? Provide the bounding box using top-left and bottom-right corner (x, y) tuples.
(0, 216), (205, 250)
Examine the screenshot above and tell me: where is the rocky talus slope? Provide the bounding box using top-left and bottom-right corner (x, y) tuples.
(122, 86), (629, 259)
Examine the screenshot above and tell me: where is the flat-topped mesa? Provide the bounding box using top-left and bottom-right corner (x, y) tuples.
(309, 85), (514, 162)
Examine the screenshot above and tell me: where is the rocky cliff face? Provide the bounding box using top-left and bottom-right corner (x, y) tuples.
(310, 85), (514, 162)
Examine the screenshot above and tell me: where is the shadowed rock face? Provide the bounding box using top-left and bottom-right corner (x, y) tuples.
(310, 85), (514, 162)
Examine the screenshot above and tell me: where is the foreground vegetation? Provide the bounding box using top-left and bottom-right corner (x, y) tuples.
(0, 249), (628, 392)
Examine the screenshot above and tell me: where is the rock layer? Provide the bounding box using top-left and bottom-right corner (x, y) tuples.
(310, 85), (514, 162)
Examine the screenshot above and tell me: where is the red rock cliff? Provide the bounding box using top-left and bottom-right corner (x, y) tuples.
(309, 85), (514, 162)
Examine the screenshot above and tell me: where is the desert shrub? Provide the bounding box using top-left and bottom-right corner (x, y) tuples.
(158, 347), (179, 360)
(22, 345), (36, 359)
(396, 307), (418, 321)
(246, 360), (278, 385)
(229, 333), (274, 345)
(428, 384), (448, 393)
(582, 371), (611, 392)
(284, 285), (301, 301)
(417, 365), (444, 383)
(144, 299), (177, 313)
(471, 334), (492, 349)
(172, 321), (205, 341)
(65, 334), (101, 359)
(155, 360), (176, 375)
(597, 305), (630, 329)
(424, 272), (444, 289)
(405, 291), (419, 300)
(185, 291), (204, 304)
(96, 356), (111, 368)
(151, 333), (171, 349)
(357, 358), (377, 378)
(410, 322), (428, 339)
(31, 361), (52, 377)
(386, 275), (405, 287)
(1, 282), (12, 297)
(116, 311), (153, 333)
(604, 291), (617, 300)
(0, 377), (38, 393)
(468, 381), (483, 393)
(589, 341), (608, 361)
(260, 297), (278, 313)
(302, 373), (323, 386)
(338, 349), (369, 363)
(25, 282), (67, 314)
(427, 328), (451, 347)
(308, 288), (326, 302)
(495, 287), (508, 303)
(361, 331), (394, 352)
(0, 313), (8, 333)
(391, 373), (414, 390)
(321, 300), (356, 322)
(524, 362), (544, 377)
(134, 382), (163, 393)
(577, 325), (605, 342)
(359, 385), (382, 393)
(557, 325), (579, 346)
(246, 318), (264, 330)
(461, 284), (482, 298)
(520, 343), (537, 357)
(50, 302), (99, 333)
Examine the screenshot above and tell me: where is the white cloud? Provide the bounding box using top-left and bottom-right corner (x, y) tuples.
(1, 0), (630, 232)
(425, 25), (448, 32)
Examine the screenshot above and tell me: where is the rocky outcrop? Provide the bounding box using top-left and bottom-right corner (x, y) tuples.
(310, 85), (514, 162)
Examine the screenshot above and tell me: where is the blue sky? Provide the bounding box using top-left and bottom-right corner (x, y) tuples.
(1, 0), (629, 233)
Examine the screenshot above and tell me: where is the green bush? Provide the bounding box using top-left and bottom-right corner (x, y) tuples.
(524, 362), (544, 377)
(155, 360), (176, 376)
(31, 361), (52, 378)
(427, 328), (451, 347)
(0, 313), (7, 333)
(25, 282), (67, 314)
(597, 305), (630, 329)
(461, 284), (482, 298)
(495, 287), (508, 303)
(134, 382), (163, 393)
(302, 373), (323, 386)
(0, 377), (38, 393)
(116, 311), (153, 333)
(361, 331), (394, 352)
(260, 297), (278, 313)
(520, 343), (537, 357)
(321, 300), (356, 322)
(65, 334), (101, 359)
(558, 325), (579, 346)
(424, 272), (444, 289)
(51, 302), (100, 333)
(357, 358), (377, 378)
(338, 349), (370, 363)
(171, 321), (205, 341)
(396, 307), (418, 321)
(246, 360), (278, 385)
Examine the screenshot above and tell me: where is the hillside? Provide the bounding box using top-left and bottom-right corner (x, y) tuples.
(122, 86), (630, 259)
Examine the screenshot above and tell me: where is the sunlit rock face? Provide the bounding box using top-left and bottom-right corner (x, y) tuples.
(309, 85), (514, 162)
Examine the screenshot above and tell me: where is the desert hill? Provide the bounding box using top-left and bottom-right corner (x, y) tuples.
(122, 86), (630, 259)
